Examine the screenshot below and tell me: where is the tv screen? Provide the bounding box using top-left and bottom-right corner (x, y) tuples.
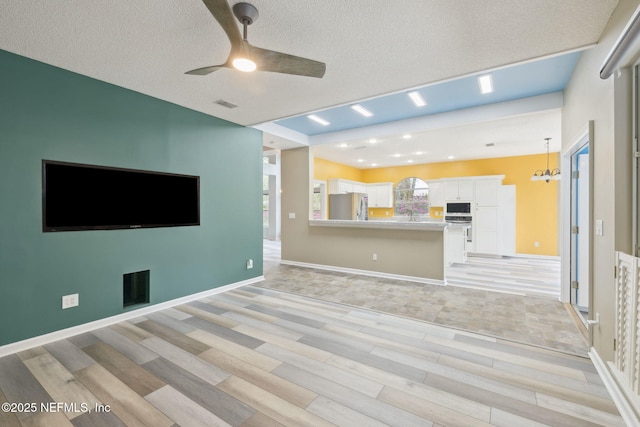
(42, 160), (200, 232)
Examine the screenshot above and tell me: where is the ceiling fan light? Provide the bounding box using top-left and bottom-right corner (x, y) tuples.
(232, 57), (257, 72)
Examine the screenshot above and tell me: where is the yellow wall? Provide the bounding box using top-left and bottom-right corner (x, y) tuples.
(314, 153), (559, 256)
(314, 157), (363, 181)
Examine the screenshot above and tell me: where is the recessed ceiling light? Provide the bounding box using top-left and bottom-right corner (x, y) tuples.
(357, 158), (364, 163)
(407, 159), (414, 163)
(338, 143), (348, 148)
(408, 91), (426, 107)
(351, 104), (373, 117)
(478, 74), (493, 94)
(368, 138), (378, 144)
(393, 153), (401, 158)
(308, 114), (330, 126)
(371, 163), (377, 167)
(448, 155), (455, 160)
(415, 151), (423, 155)
(403, 134), (411, 139)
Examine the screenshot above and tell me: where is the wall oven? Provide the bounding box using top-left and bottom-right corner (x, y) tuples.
(445, 202), (472, 244)
(445, 215), (473, 243)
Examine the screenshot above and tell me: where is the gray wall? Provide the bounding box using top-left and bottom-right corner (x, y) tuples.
(562, 0), (636, 361)
(0, 50), (263, 346)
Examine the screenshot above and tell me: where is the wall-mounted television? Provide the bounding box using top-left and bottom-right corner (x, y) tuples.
(42, 160), (200, 232)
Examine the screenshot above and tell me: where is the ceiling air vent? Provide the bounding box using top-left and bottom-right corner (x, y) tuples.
(354, 145), (367, 150)
(214, 99), (238, 109)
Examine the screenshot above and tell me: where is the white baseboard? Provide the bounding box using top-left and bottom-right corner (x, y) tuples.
(280, 260), (445, 286)
(589, 347), (640, 426)
(0, 275), (265, 358)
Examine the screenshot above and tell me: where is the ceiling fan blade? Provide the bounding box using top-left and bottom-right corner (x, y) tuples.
(250, 45), (326, 78)
(200, 0), (242, 48)
(185, 64), (227, 75)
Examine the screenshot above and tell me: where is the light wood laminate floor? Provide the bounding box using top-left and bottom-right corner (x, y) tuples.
(264, 240), (587, 356)
(0, 285), (623, 426)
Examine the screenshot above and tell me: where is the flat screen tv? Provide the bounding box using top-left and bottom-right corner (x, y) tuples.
(42, 160), (200, 232)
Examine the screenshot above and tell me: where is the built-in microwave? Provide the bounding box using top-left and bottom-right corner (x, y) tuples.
(446, 202), (471, 214)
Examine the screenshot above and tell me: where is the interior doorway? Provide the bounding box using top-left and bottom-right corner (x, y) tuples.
(570, 143), (590, 322)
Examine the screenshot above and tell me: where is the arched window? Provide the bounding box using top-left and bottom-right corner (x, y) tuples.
(394, 177), (429, 220)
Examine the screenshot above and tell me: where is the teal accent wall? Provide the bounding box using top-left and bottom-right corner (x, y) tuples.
(0, 50), (264, 346)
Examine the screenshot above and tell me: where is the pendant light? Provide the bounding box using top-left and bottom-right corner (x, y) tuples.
(531, 138), (560, 183)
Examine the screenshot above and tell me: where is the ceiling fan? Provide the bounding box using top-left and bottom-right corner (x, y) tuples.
(186, 0), (326, 78)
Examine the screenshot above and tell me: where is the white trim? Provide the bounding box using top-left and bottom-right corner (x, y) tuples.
(589, 347), (640, 426)
(280, 259), (446, 286)
(0, 276), (264, 358)
(252, 122), (310, 146)
(560, 121), (593, 306)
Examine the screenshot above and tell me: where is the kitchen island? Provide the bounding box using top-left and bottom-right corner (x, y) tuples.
(281, 147), (450, 285)
(309, 219), (448, 231)
(281, 219), (449, 285)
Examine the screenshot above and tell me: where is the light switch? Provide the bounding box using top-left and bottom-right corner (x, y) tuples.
(288, 212), (296, 219)
(595, 219), (603, 236)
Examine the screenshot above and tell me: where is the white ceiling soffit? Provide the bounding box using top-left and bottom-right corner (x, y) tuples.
(0, 0), (618, 127)
(311, 109), (562, 168)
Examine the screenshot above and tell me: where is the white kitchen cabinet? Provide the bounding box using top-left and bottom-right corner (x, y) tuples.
(367, 182), (394, 208)
(444, 179), (474, 201)
(328, 178), (360, 194)
(474, 206), (500, 255)
(445, 225), (468, 265)
(500, 185), (516, 256)
(428, 181), (444, 207)
(475, 178), (501, 206)
(353, 183), (367, 194)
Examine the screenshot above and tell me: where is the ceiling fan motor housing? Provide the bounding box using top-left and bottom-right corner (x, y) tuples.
(233, 2), (259, 25)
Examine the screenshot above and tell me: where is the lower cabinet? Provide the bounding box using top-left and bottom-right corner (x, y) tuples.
(474, 206), (500, 255)
(445, 226), (468, 265)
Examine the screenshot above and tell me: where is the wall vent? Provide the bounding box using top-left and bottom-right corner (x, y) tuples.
(123, 270), (150, 308)
(214, 99), (238, 109)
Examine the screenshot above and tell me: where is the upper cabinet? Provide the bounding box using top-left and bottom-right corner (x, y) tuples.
(328, 178), (365, 194)
(444, 179), (474, 201)
(328, 179), (393, 208)
(475, 178), (502, 206)
(367, 182), (394, 208)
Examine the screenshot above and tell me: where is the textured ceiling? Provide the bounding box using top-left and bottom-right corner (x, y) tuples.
(0, 0), (618, 129)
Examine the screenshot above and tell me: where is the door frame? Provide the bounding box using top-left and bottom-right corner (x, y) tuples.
(560, 121), (594, 325)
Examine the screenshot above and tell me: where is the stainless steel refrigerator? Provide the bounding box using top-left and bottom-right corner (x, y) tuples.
(329, 193), (368, 220)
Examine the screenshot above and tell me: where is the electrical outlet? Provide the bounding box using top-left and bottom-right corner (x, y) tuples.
(246, 259), (253, 269)
(372, 253), (378, 261)
(62, 293), (79, 309)
(534, 241), (539, 247)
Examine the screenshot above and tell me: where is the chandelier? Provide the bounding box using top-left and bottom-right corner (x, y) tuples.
(531, 138), (560, 183)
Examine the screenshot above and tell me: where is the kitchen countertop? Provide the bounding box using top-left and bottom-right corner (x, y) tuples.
(309, 219), (450, 231)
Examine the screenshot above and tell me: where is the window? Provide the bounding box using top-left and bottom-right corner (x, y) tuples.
(312, 180), (327, 219)
(394, 177), (429, 219)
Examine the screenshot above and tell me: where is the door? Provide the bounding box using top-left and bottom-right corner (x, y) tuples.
(570, 145), (590, 319)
